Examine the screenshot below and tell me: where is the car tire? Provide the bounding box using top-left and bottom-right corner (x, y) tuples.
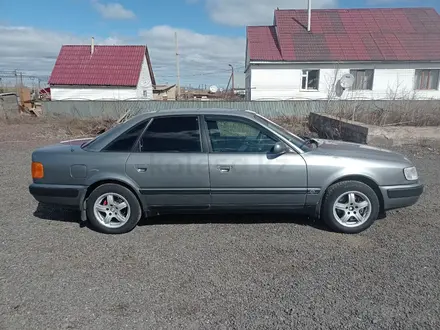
(321, 180), (380, 234)
(86, 183), (142, 234)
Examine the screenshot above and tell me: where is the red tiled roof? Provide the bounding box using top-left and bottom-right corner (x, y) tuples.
(49, 45), (156, 86)
(247, 7), (440, 62)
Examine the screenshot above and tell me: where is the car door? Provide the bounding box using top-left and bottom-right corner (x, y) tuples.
(125, 115), (210, 209)
(202, 115), (307, 209)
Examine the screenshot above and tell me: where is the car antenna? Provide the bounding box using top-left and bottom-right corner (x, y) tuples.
(69, 138), (74, 152)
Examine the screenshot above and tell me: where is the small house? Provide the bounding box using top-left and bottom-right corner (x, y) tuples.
(49, 41), (156, 100)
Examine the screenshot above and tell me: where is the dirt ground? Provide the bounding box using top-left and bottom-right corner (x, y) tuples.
(1, 121), (440, 329)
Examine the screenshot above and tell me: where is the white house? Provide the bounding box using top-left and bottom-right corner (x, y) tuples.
(245, 7), (440, 101)
(48, 42), (156, 100)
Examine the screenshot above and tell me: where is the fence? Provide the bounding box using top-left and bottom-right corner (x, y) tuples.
(42, 99), (440, 119)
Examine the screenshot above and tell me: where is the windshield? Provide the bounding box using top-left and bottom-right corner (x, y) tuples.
(253, 114), (312, 152)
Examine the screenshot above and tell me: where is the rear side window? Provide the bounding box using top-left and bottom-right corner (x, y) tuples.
(104, 121), (147, 152)
(140, 116), (201, 152)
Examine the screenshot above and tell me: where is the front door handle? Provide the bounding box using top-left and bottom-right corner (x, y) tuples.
(217, 165), (231, 173)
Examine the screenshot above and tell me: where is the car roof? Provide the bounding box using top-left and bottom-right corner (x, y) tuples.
(133, 108), (257, 120)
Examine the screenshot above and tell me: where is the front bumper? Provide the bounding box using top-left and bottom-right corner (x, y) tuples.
(29, 183), (87, 208)
(380, 183), (424, 211)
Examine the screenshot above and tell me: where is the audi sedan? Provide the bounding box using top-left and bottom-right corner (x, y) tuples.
(29, 108), (424, 234)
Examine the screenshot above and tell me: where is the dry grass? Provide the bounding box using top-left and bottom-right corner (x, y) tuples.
(0, 114), (117, 138)
(325, 101), (440, 127)
(271, 115), (315, 137)
(62, 117), (117, 136)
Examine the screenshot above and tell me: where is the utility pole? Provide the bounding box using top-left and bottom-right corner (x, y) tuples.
(229, 64), (235, 98)
(37, 78), (41, 100)
(14, 70), (18, 96)
(175, 32), (181, 100)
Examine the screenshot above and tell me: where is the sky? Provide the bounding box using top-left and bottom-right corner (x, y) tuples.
(1, 0), (439, 88)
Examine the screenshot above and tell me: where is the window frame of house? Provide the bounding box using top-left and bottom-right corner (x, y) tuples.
(300, 70), (320, 91)
(414, 69), (440, 91)
(350, 69), (374, 90)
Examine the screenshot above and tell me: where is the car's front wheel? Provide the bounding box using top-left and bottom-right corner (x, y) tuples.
(86, 183), (142, 234)
(321, 180), (380, 234)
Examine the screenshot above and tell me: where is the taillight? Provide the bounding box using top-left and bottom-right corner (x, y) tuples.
(32, 162), (44, 179)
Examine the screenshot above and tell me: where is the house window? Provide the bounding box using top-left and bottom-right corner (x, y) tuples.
(301, 70), (319, 91)
(415, 69), (439, 90)
(143, 90), (149, 97)
(350, 69), (374, 90)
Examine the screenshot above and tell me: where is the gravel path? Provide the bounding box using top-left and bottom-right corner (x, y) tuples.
(1, 124), (439, 329)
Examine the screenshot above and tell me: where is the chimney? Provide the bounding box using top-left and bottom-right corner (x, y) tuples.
(91, 37), (95, 54)
(307, 0), (312, 32)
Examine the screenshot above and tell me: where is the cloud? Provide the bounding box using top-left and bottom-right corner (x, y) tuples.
(92, 1), (136, 20)
(138, 25), (244, 84)
(0, 25), (245, 87)
(201, 0), (337, 26)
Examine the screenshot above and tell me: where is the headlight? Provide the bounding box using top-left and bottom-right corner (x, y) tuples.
(404, 167), (418, 181)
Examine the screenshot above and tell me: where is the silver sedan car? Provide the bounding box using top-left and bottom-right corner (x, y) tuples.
(29, 108), (423, 234)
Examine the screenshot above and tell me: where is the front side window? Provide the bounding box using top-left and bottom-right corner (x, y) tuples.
(206, 118), (277, 153)
(415, 69), (439, 90)
(140, 116), (201, 152)
(301, 70), (320, 91)
(252, 114), (311, 152)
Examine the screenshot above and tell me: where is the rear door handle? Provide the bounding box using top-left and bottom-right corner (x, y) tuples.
(135, 165), (147, 172)
(217, 165), (231, 173)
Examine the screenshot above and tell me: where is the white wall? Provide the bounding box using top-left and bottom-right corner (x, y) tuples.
(247, 62), (440, 101)
(50, 86), (138, 100)
(51, 56), (154, 101)
(136, 56), (154, 99)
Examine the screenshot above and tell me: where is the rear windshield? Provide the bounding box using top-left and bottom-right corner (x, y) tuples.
(81, 116), (139, 150)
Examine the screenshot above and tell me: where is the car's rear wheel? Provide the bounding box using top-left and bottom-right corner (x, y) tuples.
(321, 180), (380, 234)
(86, 183), (142, 234)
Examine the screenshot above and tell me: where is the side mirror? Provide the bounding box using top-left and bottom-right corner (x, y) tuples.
(270, 141), (288, 157)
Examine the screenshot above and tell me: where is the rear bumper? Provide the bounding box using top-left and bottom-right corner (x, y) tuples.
(29, 183), (87, 208)
(380, 183), (424, 211)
